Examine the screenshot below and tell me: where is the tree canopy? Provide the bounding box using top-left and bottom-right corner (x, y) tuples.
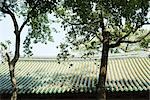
(55, 0), (150, 99)
(56, 0), (150, 59)
(0, 0), (58, 56)
(0, 0), (149, 100)
(0, 0), (59, 99)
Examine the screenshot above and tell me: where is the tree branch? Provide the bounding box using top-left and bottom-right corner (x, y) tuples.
(19, 19), (28, 33)
(110, 31), (150, 48)
(6, 52), (11, 65)
(1, 6), (20, 65)
(59, 14), (101, 26)
(109, 22), (144, 48)
(89, 36), (95, 42)
(100, 11), (105, 34)
(95, 32), (103, 42)
(11, 2), (39, 65)
(2, 7), (19, 35)
(144, 22), (150, 25)
(87, 30), (103, 42)
(120, 40), (141, 43)
(19, 1), (41, 33)
(120, 32), (150, 43)
(11, 34), (20, 65)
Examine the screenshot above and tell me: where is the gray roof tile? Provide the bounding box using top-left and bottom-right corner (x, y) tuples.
(0, 57), (149, 94)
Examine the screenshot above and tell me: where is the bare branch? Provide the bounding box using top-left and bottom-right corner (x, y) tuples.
(95, 33), (103, 42)
(1, 6), (20, 65)
(89, 36), (95, 42)
(87, 30), (103, 42)
(144, 22), (150, 25)
(110, 31), (150, 48)
(19, 19), (28, 33)
(1, 7), (19, 34)
(6, 52), (10, 64)
(109, 22), (145, 48)
(120, 40), (141, 43)
(120, 32), (150, 43)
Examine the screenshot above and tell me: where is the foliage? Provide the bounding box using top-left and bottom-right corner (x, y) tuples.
(0, 1), (59, 99)
(140, 35), (150, 48)
(0, 0), (58, 56)
(22, 0), (59, 56)
(56, 0), (150, 59)
(0, 40), (12, 63)
(55, 1), (150, 99)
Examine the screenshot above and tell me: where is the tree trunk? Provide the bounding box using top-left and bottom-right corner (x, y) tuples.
(9, 64), (17, 100)
(8, 33), (20, 100)
(97, 32), (110, 100)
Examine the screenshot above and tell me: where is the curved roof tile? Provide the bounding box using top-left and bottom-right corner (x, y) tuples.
(0, 57), (149, 94)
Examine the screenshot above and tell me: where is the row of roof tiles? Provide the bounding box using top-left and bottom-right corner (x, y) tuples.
(0, 57), (149, 94)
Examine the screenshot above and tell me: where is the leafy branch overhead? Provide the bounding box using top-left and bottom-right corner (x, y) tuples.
(55, 1), (150, 99)
(56, 0), (150, 58)
(0, 0), (58, 56)
(0, 0), (59, 100)
(23, 0), (58, 56)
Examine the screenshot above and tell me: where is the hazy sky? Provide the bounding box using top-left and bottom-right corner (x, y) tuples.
(0, 13), (149, 58)
(0, 14), (66, 57)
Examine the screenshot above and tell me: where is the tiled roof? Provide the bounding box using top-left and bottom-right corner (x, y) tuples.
(0, 57), (149, 94)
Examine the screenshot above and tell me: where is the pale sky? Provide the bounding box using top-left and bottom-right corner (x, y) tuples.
(0, 14), (66, 57)
(0, 13), (150, 58)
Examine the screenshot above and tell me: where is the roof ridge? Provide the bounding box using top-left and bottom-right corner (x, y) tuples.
(18, 56), (149, 61)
